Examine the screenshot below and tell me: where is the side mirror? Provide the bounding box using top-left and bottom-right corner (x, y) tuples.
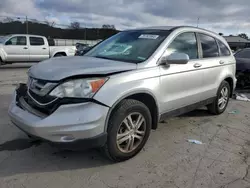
(160, 52), (189, 65)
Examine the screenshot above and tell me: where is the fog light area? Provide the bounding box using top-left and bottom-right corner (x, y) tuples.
(60, 135), (76, 142)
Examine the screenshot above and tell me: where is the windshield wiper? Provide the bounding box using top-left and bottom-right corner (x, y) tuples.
(92, 55), (139, 64)
(93, 56), (114, 60)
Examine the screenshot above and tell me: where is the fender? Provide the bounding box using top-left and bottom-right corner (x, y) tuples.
(51, 46), (76, 57)
(103, 89), (160, 132)
(217, 64), (236, 94)
(51, 50), (67, 57)
(0, 48), (7, 62)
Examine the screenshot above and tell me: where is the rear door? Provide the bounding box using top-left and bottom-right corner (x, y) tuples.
(29, 37), (49, 61)
(159, 32), (203, 113)
(3, 36), (29, 62)
(197, 33), (224, 100)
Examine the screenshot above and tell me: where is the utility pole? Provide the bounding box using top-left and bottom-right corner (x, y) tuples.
(197, 17), (200, 28)
(97, 29), (99, 39)
(85, 27), (87, 41)
(26, 16), (28, 34)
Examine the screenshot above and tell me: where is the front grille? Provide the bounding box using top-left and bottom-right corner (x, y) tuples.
(19, 96), (47, 118)
(17, 83), (89, 116)
(28, 77), (57, 96)
(24, 96), (56, 115)
(17, 83), (60, 116)
(28, 89), (57, 104)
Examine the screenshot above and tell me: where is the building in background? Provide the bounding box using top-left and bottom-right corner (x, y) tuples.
(224, 36), (250, 51)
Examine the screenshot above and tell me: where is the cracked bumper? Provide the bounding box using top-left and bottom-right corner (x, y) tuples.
(8, 90), (109, 147)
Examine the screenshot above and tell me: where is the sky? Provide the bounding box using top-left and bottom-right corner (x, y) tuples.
(0, 0), (250, 36)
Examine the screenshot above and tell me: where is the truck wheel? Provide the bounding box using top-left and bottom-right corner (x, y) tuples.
(207, 81), (230, 115)
(54, 53), (65, 57)
(0, 57), (4, 65)
(103, 99), (151, 162)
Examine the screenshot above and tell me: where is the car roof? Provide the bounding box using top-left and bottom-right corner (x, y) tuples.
(11, 34), (46, 38)
(124, 25), (227, 43)
(134, 26), (177, 30)
(126, 25), (217, 35)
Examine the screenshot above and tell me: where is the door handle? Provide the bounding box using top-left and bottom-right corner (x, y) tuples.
(219, 60), (225, 65)
(42, 48), (46, 50)
(23, 47), (28, 49)
(194, 63), (202, 68)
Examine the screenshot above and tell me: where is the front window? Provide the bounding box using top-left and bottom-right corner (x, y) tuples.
(165, 32), (198, 60)
(5, 36), (27, 46)
(85, 30), (170, 63)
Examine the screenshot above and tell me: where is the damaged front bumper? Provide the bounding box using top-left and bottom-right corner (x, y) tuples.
(8, 84), (109, 149)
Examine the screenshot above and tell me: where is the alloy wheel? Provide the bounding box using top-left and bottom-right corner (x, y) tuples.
(116, 112), (146, 153)
(218, 86), (229, 110)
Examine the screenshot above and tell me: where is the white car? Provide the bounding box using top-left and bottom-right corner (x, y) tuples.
(9, 26), (236, 162)
(0, 34), (76, 64)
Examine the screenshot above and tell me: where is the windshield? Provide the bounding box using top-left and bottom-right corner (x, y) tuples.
(85, 30), (170, 63)
(0, 35), (11, 43)
(0, 37), (5, 43)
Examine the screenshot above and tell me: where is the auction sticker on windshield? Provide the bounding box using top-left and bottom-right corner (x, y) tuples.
(139, 34), (159, 39)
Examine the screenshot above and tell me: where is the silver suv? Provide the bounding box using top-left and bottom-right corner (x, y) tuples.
(9, 26), (236, 162)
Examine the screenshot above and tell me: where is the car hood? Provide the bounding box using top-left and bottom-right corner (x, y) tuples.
(28, 56), (137, 81)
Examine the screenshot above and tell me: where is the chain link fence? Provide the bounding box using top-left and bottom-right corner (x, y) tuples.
(53, 39), (101, 46)
(0, 16), (118, 46)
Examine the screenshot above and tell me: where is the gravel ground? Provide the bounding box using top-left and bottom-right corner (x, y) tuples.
(0, 64), (250, 188)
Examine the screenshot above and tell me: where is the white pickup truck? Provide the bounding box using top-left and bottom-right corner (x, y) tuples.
(0, 34), (76, 64)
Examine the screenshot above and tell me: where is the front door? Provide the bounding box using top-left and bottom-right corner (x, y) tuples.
(3, 36), (29, 62)
(159, 32), (203, 114)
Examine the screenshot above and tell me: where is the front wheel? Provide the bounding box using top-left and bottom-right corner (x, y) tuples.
(103, 99), (152, 162)
(0, 58), (5, 65)
(207, 81), (230, 115)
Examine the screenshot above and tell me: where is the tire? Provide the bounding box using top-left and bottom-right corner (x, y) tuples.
(103, 99), (152, 162)
(54, 53), (65, 57)
(0, 57), (4, 65)
(207, 81), (230, 115)
(27, 135), (41, 142)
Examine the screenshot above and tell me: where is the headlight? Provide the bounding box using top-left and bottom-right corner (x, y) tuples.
(49, 78), (108, 98)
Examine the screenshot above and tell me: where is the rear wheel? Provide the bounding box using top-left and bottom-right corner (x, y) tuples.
(54, 53), (65, 57)
(103, 99), (151, 162)
(207, 81), (230, 115)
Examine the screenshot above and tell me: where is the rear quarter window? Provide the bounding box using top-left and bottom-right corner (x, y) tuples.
(217, 40), (231, 56)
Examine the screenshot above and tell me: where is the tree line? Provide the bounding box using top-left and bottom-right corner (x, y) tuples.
(219, 32), (249, 39)
(2, 20), (249, 41)
(0, 21), (119, 40)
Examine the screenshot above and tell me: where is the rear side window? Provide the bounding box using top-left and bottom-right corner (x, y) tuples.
(199, 33), (219, 58)
(166, 32), (198, 59)
(30, 37), (45, 46)
(217, 40), (231, 56)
